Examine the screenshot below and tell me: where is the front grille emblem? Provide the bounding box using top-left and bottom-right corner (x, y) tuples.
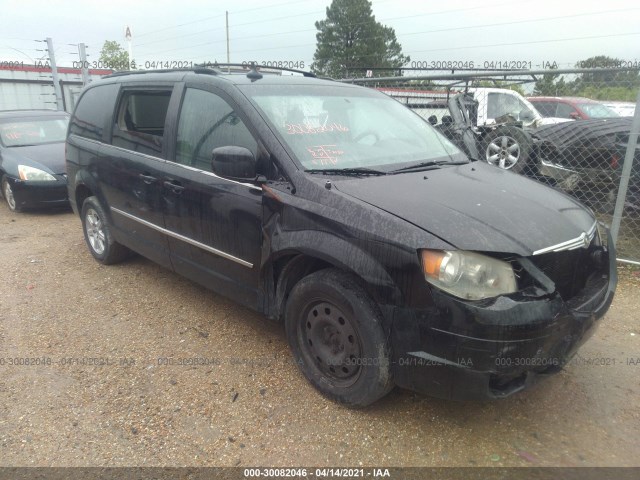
(532, 221), (597, 255)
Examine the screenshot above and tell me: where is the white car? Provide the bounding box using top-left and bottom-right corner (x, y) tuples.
(602, 101), (636, 117)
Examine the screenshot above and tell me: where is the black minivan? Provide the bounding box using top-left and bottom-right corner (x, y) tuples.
(66, 67), (616, 406)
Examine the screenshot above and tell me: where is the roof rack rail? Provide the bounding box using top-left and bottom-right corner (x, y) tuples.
(195, 62), (316, 78)
(101, 63), (317, 80)
(102, 67), (220, 79)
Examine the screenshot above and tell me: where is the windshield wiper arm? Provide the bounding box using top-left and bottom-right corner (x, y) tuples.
(390, 160), (467, 173)
(304, 167), (387, 176)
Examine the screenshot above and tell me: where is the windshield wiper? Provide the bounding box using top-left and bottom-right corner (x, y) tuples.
(304, 167), (387, 176)
(390, 160), (467, 173)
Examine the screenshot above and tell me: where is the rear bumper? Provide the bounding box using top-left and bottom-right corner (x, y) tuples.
(390, 239), (617, 401)
(6, 175), (69, 209)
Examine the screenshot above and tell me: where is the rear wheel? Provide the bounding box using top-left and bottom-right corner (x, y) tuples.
(81, 196), (130, 265)
(285, 268), (393, 407)
(1, 175), (20, 212)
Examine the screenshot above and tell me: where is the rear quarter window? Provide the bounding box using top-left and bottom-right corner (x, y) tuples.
(69, 83), (119, 142)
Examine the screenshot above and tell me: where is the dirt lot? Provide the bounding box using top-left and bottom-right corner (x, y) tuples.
(0, 204), (639, 467)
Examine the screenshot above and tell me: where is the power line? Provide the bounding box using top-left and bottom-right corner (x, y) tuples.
(134, 0), (326, 40)
(135, 8), (325, 48)
(148, 19), (640, 62)
(399, 7), (640, 39)
(407, 31), (640, 56)
(134, 13), (226, 39)
(145, 30), (640, 68)
(144, 0), (529, 55)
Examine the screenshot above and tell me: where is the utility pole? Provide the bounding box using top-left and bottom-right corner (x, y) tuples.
(78, 43), (90, 86)
(46, 37), (64, 111)
(226, 11), (230, 73)
(125, 26), (133, 70)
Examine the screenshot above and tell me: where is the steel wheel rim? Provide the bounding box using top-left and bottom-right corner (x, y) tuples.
(3, 180), (16, 210)
(299, 300), (363, 385)
(486, 135), (520, 169)
(85, 208), (106, 255)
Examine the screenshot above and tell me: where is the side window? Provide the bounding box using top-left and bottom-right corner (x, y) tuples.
(175, 88), (258, 170)
(112, 89), (172, 156)
(533, 102), (555, 117)
(556, 103), (576, 119)
(69, 83), (119, 141)
(487, 92), (528, 120)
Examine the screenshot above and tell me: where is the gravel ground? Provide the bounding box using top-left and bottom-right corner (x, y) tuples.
(0, 204), (638, 467)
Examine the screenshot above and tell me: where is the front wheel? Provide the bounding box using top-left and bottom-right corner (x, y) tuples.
(2, 175), (21, 212)
(482, 126), (532, 174)
(285, 268), (393, 407)
(81, 196), (130, 265)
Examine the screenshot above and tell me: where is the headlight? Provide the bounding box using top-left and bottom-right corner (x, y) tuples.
(18, 165), (56, 182)
(420, 249), (517, 300)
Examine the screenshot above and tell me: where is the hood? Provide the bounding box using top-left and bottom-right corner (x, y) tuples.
(1, 142), (66, 174)
(333, 162), (595, 257)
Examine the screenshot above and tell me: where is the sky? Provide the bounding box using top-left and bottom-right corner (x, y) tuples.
(0, 0), (639, 74)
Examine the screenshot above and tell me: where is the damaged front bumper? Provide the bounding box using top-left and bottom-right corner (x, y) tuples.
(390, 235), (617, 401)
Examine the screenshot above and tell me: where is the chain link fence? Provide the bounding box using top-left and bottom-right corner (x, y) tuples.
(344, 68), (640, 263)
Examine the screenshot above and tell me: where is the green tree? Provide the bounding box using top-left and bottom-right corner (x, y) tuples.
(99, 40), (133, 71)
(533, 68), (571, 96)
(575, 55), (639, 87)
(311, 0), (409, 78)
(533, 56), (639, 100)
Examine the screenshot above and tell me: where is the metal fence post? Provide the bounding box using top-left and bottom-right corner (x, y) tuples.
(45, 37), (64, 111)
(610, 89), (640, 248)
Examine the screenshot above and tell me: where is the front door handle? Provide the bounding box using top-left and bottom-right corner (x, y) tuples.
(139, 173), (157, 184)
(163, 180), (185, 195)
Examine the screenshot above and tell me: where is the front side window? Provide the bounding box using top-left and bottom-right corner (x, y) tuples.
(556, 102), (578, 119)
(487, 92), (538, 121)
(244, 85), (462, 171)
(112, 89), (172, 156)
(532, 102), (556, 117)
(175, 88), (257, 170)
(0, 116), (68, 147)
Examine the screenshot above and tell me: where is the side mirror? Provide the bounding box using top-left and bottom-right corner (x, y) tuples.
(211, 146), (256, 180)
(569, 112), (581, 120)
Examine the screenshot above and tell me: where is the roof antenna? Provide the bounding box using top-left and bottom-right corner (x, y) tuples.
(246, 62), (263, 81)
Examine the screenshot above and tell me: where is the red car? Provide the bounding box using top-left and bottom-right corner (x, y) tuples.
(528, 96), (619, 120)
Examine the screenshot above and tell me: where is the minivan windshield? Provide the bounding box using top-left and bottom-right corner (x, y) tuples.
(244, 85), (465, 171)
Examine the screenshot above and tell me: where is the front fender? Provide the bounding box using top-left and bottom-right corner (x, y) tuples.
(270, 229), (404, 307)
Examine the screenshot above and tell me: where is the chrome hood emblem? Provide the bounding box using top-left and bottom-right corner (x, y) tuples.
(532, 221), (596, 255)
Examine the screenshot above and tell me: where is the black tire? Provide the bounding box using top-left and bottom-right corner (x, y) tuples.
(482, 126), (532, 174)
(80, 196), (130, 265)
(2, 175), (21, 212)
(285, 268), (393, 407)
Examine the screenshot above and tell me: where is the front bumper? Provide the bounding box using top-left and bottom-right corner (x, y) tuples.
(390, 239), (617, 401)
(5, 175), (69, 210)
